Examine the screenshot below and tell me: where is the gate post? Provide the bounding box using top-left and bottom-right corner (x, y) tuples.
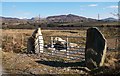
(12, 34), (15, 45)
(51, 36), (54, 55)
(66, 37), (69, 58)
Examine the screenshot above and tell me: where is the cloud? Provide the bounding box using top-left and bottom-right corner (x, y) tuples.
(108, 5), (118, 8)
(88, 4), (98, 7)
(103, 5), (118, 10)
(19, 17), (27, 19)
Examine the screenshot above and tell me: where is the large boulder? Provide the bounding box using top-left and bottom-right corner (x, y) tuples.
(85, 27), (107, 69)
(54, 37), (66, 44)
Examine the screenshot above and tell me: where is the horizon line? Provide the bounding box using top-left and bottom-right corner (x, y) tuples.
(1, 14), (118, 20)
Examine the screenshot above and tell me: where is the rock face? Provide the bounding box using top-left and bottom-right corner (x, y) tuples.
(27, 37), (35, 54)
(85, 27), (107, 69)
(34, 28), (44, 53)
(27, 28), (44, 54)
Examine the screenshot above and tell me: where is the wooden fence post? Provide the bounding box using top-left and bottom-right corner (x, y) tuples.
(116, 38), (118, 50)
(13, 34), (15, 45)
(21, 34), (24, 47)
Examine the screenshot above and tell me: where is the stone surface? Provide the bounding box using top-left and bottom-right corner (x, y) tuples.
(27, 37), (35, 54)
(27, 28), (44, 54)
(34, 28), (44, 53)
(85, 27), (107, 69)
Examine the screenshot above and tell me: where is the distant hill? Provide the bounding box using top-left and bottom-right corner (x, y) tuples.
(1, 14), (97, 28)
(46, 14), (96, 23)
(1, 16), (29, 25)
(30, 16), (40, 20)
(1, 16), (35, 29)
(1, 14), (97, 24)
(101, 17), (118, 22)
(1, 14), (119, 29)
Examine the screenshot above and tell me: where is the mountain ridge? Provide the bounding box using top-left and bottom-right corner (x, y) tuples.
(101, 17), (118, 22)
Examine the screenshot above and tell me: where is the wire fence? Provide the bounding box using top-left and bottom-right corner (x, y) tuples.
(43, 36), (86, 62)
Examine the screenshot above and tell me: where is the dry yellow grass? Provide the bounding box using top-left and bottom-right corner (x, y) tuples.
(2, 29), (86, 53)
(1, 29), (120, 75)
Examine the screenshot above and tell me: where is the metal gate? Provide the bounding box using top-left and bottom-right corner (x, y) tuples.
(43, 36), (86, 62)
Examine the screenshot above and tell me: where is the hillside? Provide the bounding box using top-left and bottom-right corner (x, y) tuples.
(1, 17), (29, 25)
(101, 17), (118, 22)
(46, 14), (96, 23)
